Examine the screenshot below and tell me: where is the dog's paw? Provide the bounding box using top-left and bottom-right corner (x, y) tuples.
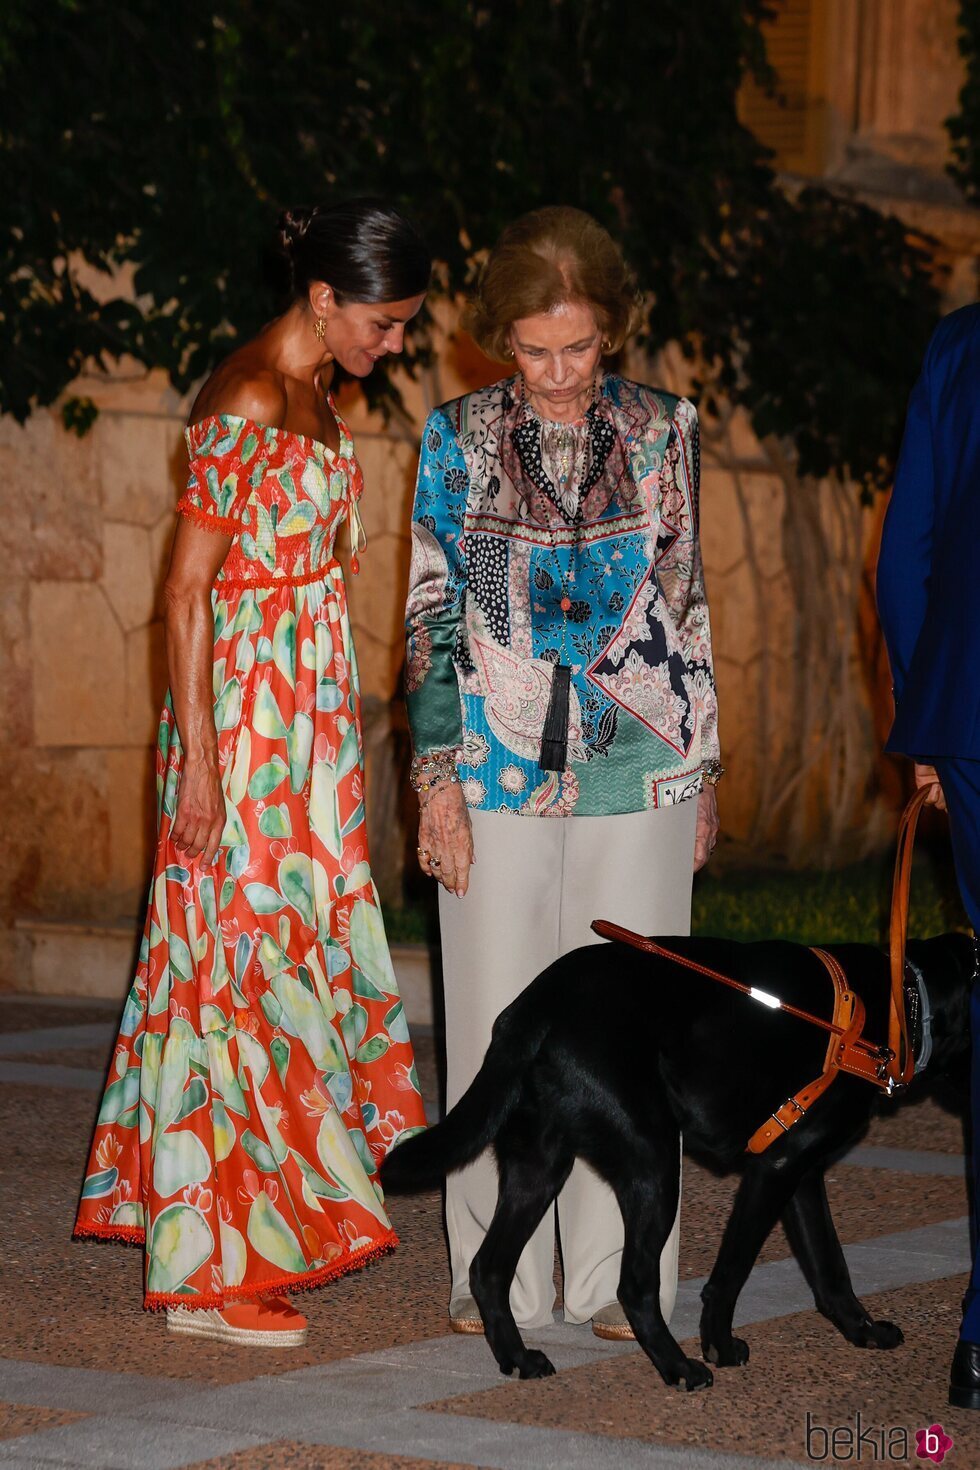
(854, 1318), (904, 1351)
(518, 1349), (556, 1380)
(702, 1336), (749, 1367)
(663, 1357), (714, 1391)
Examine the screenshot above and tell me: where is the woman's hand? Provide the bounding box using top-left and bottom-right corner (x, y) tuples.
(172, 757), (226, 864)
(693, 786), (720, 872)
(417, 781), (474, 897)
(914, 762), (947, 811)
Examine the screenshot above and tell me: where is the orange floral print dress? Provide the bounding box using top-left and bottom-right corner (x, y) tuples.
(75, 404), (427, 1310)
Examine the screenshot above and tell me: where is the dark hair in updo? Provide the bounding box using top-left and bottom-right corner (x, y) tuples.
(277, 198), (431, 304)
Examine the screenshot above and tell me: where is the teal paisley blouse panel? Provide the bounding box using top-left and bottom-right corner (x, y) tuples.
(405, 374), (719, 817)
(403, 408), (469, 755)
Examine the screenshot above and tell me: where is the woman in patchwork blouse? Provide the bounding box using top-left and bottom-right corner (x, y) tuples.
(405, 207), (721, 1339)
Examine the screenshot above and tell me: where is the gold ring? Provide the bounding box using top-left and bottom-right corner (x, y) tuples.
(417, 846), (430, 859)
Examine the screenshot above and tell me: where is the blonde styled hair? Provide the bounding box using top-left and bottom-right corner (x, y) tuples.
(465, 206), (643, 362)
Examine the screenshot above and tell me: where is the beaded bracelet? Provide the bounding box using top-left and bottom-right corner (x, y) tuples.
(410, 749), (461, 797)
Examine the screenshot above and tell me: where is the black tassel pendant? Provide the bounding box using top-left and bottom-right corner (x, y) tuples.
(539, 663), (571, 771)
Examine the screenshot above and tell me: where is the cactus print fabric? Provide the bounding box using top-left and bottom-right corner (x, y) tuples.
(75, 405), (426, 1310)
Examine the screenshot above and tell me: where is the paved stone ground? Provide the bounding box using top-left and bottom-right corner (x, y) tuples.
(1, 993), (979, 1469)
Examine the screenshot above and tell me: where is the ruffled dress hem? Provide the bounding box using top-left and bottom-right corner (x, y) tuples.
(72, 1220), (399, 1311)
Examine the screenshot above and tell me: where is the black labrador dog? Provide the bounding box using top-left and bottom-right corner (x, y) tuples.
(382, 932), (973, 1389)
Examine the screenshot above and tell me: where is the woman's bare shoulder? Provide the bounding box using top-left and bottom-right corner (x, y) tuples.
(188, 357), (287, 430)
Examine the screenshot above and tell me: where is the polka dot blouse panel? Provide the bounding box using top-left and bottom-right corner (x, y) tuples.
(466, 532), (511, 645)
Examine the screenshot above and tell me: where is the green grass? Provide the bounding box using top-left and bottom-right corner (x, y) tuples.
(381, 850), (970, 949)
(691, 851), (967, 947)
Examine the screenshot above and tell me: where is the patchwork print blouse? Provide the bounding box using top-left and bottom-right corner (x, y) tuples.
(405, 374), (719, 817)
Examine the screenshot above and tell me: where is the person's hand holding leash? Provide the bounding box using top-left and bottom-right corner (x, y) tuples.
(914, 762), (946, 811)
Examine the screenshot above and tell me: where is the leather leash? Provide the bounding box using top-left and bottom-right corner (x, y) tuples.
(590, 786), (930, 1153)
(888, 784), (930, 1088)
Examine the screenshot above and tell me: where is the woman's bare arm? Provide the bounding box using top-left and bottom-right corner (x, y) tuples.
(163, 518), (233, 863)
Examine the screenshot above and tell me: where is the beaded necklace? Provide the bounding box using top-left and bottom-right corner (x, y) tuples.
(520, 376), (599, 769)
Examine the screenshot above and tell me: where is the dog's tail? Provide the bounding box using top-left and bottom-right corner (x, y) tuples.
(381, 980), (552, 1191)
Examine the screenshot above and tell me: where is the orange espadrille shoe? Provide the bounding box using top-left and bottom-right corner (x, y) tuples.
(166, 1294), (308, 1347)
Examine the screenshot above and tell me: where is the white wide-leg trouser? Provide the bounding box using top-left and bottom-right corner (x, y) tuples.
(437, 800), (698, 1329)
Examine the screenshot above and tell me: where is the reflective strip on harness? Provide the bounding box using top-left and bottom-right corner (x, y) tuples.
(590, 922), (897, 1155)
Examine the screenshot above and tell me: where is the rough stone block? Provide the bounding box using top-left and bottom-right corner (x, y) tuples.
(347, 543), (412, 704)
(390, 944), (435, 1028)
(0, 578), (33, 746)
(31, 583), (127, 747)
(96, 412), (184, 527)
(125, 621), (167, 749)
(101, 520), (159, 631)
(106, 747), (156, 913)
(700, 467), (747, 578)
(2, 747), (112, 922)
(352, 435), (418, 538)
(0, 411), (103, 580)
(149, 510), (177, 589)
(0, 924), (32, 991)
(15, 918), (140, 1000)
(734, 470), (786, 572)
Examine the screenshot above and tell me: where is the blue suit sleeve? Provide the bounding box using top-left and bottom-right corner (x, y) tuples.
(877, 337), (937, 702)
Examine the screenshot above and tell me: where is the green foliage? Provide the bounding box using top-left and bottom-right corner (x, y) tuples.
(948, 0), (980, 199)
(1, 0), (939, 487)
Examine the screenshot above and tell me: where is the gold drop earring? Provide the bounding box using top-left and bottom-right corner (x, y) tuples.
(314, 317), (326, 343)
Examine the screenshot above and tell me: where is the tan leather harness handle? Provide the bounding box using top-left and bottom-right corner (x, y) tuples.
(592, 788), (929, 1152)
(591, 923), (867, 1042)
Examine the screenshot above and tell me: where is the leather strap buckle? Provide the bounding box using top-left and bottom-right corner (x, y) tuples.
(772, 1097), (806, 1131)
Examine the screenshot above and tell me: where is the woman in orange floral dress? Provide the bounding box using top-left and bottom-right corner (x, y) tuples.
(75, 200), (431, 1347)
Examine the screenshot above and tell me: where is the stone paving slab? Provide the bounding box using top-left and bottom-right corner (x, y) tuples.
(0, 1064), (105, 1091)
(0, 1419), (271, 1469)
(275, 1409), (814, 1469)
(0, 1025), (115, 1058)
(429, 1274), (977, 1466)
(0, 1408), (88, 1445)
(2, 1002), (977, 1469)
(0, 1362), (188, 1415)
(190, 1451), (481, 1470)
(0, 999), (118, 1032)
(2, 1209), (971, 1470)
(842, 1143), (967, 1175)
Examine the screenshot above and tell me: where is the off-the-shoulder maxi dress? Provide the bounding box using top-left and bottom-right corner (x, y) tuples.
(75, 404), (426, 1310)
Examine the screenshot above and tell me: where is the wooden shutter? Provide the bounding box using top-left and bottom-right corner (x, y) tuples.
(739, 0), (826, 174)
